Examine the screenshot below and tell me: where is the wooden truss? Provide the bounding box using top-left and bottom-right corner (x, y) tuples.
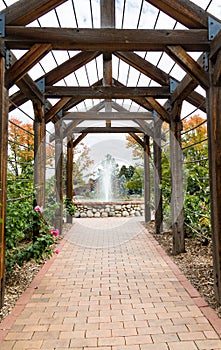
(0, 0), (221, 304)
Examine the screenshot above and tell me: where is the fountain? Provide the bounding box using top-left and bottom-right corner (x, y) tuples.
(97, 154), (118, 202)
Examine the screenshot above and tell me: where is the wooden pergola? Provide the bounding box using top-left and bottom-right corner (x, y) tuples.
(0, 0), (221, 305)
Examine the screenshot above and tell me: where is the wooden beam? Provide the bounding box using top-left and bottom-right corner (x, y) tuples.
(144, 134), (151, 223)
(4, 27), (209, 52)
(210, 30), (221, 60)
(146, 0), (213, 29)
(108, 101), (154, 136)
(66, 139), (73, 224)
(45, 51), (101, 86)
(146, 97), (170, 123)
(72, 133), (88, 148)
(153, 119), (163, 234)
(166, 45), (209, 90)
(2, 0), (68, 26)
(9, 74), (44, 110)
(213, 50), (221, 86)
(135, 120), (154, 138)
(33, 99), (46, 208)
(101, 0), (115, 127)
(45, 97), (72, 124)
(170, 53), (205, 104)
(0, 55), (8, 307)
(54, 122), (63, 234)
(9, 51), (101, 111)
(207, 51), (221, 302)
(115, 51), (206, 113)
(6, 44), (51, 89)
(73, 127), (142, 134)
(45, 86), (170, 99)
(170, 100), (185, 254)
(49, 100), (106, 142)
(63, 111), (153, 120)
(115, 51), (169, 85)
(100, 0), (115, 28)
(129, 132), (144, 148)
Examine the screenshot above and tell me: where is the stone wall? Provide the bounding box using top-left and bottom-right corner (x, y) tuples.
(74, 201), (144, 218)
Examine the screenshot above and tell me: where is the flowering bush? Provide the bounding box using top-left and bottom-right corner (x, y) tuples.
(6, 203), (60, 272)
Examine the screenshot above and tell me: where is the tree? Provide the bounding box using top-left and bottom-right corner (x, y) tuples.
(73, 142), (94, 187)
(8, 118), (34, 176)
(125, 133), (143, 160)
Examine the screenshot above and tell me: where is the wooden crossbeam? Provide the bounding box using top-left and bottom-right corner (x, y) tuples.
(4, 27), (209, 52)
(45, 86), (170, 99)
(72, 127), (142, 134)
(63, 111), (153, 120)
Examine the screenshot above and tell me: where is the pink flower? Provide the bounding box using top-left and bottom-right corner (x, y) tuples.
(34, 205), (43, 213)
(201, 205), (207, 211)
(54, 229), (59, 237)
(55, 249), (59, 255)
(49, 228), (55, 234)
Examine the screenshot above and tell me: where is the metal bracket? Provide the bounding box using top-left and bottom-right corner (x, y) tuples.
(169, 78), (179, 93)
(36, 77), (45, 93)
(5, 50), (12, 69)
(208, 16), (221, 40)
(202, 52), (209, 72)
(0, 14), (5, 37)
(57, 109), (63, 118)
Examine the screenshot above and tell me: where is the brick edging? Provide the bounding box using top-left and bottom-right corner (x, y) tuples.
(147, 231), (221, 338)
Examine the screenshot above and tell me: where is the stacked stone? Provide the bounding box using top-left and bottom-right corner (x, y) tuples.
(74, 202), (145, 218)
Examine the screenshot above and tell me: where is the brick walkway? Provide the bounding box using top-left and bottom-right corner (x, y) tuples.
(1, 217), (221, 349)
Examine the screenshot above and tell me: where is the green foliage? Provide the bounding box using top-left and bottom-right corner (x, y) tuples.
(64, 197), (76, 216)
(6, 233), (55, 271)
(125, 167), (143, 195)
(6, 172), (34, 249)
(44, 178), (59, 226)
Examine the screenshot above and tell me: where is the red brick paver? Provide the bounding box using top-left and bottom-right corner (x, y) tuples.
(1, 217), (221, 349)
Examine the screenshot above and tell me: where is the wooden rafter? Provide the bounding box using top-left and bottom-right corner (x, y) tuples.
(6, 44), (51, 89)
(1, 0), (68, 26)
(9, 51), (101, 112)
(115, 51), (206, 113)
(166, 46), (209, 90)
(4, 27), (209, 52)
(72, 133), (88, 148)
(115, 51), (169, 85)
(129, 133), (144, 148)
(146, 0), (213, 29)
(45, 97), (72, 124)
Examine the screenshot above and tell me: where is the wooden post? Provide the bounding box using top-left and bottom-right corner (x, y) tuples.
(170, 100), (185, 254)
(144, 134), (151, 222)
(101, 0), (115, 127)
(153, 119), (163, 234)
(54, 122), (63, 234)
(0, 54), (8, 307)
(66, 138), (73, 223)
(207, 50), (221, 302)
(33, 99), (46, 208)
